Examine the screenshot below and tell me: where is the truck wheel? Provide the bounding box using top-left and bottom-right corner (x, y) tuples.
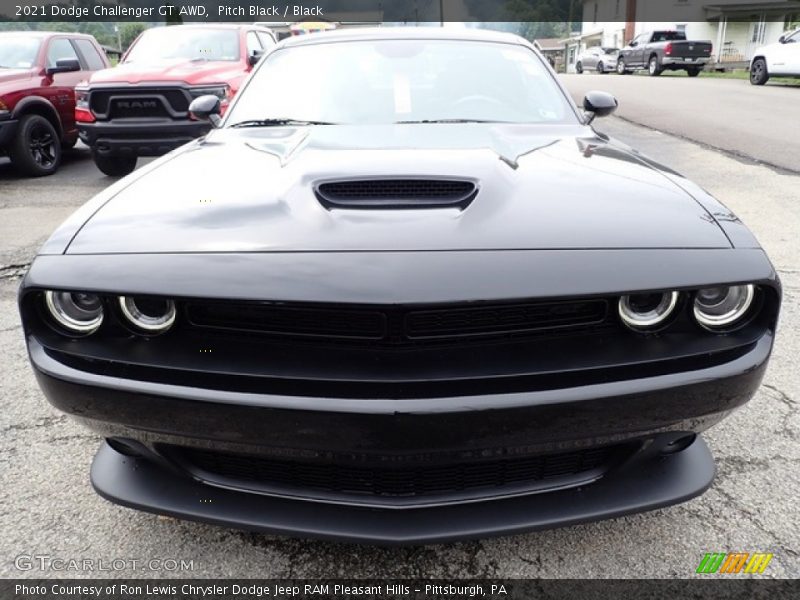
(750, 58), (769, 85)
(93, 153), (137, 177)
(8, 114), (62, 177)
(576, 61), (583, 74)
(687, 67), (701, 77)
(648, 56), (663, 76)
(616, 58), (631, 75)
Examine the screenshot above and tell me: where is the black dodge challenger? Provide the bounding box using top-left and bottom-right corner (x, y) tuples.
(19, 28), (780, 543)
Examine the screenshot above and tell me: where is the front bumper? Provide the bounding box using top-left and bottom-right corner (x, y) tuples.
(29, 329), (770, 541)
(92, 435), (715, 545)
(78, 119), (210, 157)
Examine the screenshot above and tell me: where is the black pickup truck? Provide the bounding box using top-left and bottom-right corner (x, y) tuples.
(617, 31), (713, 77)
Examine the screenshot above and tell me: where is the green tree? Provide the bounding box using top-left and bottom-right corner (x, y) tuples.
(119, 23), (148, 51)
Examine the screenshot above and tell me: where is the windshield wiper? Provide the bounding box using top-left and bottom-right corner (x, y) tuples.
(230, 118), (337, 128)
(394, 118), (504, 124)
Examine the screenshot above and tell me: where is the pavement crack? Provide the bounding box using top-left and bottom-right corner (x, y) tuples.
(0, 263), (30, 280)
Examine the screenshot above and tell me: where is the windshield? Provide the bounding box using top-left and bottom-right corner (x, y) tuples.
(601, 47), (618, 54)
(124, 28), (240, 63)
(227, 40), (575, 126)
(0, 37), (40, 69)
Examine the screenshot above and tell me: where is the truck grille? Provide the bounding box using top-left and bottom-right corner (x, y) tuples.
(169, 443), (627, 503)
(185, 298), (609, 345)
(89, 88), (191, 119)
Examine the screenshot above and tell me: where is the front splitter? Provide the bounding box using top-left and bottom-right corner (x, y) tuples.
(90, 438), (715, 545)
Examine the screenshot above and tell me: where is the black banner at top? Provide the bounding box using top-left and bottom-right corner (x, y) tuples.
(1, 0), (799, 23)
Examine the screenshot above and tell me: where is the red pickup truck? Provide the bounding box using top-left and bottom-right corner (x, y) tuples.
(76, 24), (276, 176)
(0, 31), (109, 176)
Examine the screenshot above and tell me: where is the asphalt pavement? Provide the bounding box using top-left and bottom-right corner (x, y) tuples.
(0, 114), (798, 578)
(560, 73), (800, 173)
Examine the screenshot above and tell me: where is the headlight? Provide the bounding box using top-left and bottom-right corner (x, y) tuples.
(44, 290), (104, 334)
(618, 291), (679, 331)
(119, 296), (176, 333)
(693, 285), (755, 330)
(189, 85), (230, 100)
(74, 88), (89, 110)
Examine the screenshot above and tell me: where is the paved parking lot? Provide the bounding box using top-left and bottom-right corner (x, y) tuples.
(1, 115), (798, 578)
(561, 73), (800, 173)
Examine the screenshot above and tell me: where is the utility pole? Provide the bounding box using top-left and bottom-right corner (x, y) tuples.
(440, 0), (444, 27)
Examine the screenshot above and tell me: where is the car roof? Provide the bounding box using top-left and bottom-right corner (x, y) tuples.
(148, 23), (265, 31)
(278, 26), (531, 49)
(1, 31), (97, 39)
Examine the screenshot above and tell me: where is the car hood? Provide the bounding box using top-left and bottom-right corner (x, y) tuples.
(88, 59), (244, 86)
(0, 68), (33, 87)
(66, 124), (731, 254)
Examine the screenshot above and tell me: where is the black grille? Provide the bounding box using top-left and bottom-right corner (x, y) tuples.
(186, 303), (386, 340)
(172, 444), (623, 501)
(89, 88), (190, 118)
(316, 179), (477, 209)
(185, 299), (609, 345)
(406, 300), (607, 339)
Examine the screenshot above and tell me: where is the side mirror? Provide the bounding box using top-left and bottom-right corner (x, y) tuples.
(583, 91), (618, 124)
(46, 58), (80, 76)
(248, 49), (264, 66)
(189, 94), (222, 128)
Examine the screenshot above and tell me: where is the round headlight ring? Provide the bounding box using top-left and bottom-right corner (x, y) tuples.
(44, 290), (104, 334)
(118, 296), (176, 333)
(693, 284), (755, 330)
(618, 291), (679, 331)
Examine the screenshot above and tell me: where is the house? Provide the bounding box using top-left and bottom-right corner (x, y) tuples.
(534, 37), (567, 71)
(566, 0), (799, 72)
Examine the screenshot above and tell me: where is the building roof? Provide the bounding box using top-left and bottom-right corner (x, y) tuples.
(534, 37), (565, 50)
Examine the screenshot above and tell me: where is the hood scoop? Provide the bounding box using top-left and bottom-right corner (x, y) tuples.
(315, 179), (478, 210)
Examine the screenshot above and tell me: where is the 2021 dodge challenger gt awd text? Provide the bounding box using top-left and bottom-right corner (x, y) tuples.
(19, 29), (780, 544)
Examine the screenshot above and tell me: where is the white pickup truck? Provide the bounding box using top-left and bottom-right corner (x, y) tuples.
(750, 28), (800, 85)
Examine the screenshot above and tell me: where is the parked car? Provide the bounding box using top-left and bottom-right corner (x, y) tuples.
(575, 46), (619, 74)
(76, 24), (276, 176)
(20, 28), (780, 544)
(617, 30), (712, 76)
(750, 28), (800, 85)
(0, 31), (109, 176)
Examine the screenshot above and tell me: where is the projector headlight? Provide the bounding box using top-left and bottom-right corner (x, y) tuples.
(693, 285), (755, 330)
(119, 296), (176, 333)
(618, 291), (679, 331)
(44, 290), (104, 334)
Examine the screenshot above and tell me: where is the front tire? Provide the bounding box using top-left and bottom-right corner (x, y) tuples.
(576, 61), (583, 74)
(648, 56), (663, 76)
(597, 61), (605, 73)
(93, 153), (137, 177)
(617, 58), (631, 74)
(8, 114), (61, 177)
(750, 58), (769, 85)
